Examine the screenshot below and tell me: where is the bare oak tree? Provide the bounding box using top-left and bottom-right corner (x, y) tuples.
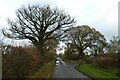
(2, 5), (75, 55)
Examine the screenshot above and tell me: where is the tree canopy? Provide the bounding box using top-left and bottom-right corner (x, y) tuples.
(65, 25), (107, 58)
(2, 5), (75, 55)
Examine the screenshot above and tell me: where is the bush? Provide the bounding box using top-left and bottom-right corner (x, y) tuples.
(43, 48), (56, 64)
(96, 53), (118, 69)
(2, 46), (42, 78)
(83, 56), (94, 64)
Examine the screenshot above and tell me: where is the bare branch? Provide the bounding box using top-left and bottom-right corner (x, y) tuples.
(3, 5), (75, 55)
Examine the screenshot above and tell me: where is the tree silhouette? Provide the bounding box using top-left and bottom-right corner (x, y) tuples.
(2, 5), (75, 55)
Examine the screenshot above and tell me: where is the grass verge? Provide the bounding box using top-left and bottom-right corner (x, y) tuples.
(76, 64), (119, 79)
(31, 60), (55, 78)
(62, 59), (79, 64)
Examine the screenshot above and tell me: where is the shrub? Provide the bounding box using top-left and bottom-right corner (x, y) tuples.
(96, 53), (118, 69)
(43, 48), (56, 64)
(83, 56), (94, 64)
(2, 46), (42, 78)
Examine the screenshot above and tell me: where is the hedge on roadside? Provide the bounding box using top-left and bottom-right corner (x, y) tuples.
(2, 47), (43, 78)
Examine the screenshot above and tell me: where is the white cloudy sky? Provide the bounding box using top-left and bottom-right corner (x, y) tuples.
(0, 0), (119, 46)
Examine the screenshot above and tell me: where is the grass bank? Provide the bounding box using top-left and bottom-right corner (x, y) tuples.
(31, 60), (55, 78)
(76, 64), (119, 79)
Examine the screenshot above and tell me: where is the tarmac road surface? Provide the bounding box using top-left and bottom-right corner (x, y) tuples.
(54, 58), (90, 79)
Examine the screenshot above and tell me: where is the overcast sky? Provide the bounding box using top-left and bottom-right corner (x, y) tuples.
(0, 0), (119, 47)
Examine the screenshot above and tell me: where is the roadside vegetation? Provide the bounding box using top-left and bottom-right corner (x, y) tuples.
(76, 64), (118, 79)
(2, 46), (56, 78)
(1, 4), (120, 79)
(62, 52), (119, 79)
(32, 60), (55, 78)
(62, 34), (119, 79)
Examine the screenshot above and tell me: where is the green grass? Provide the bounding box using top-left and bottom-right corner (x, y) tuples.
(31, 60), (55, 78)
(76, 64), (119, 79)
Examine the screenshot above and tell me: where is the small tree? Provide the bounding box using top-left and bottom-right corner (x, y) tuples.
(107, 36), (118, 53)
(2, 5), (75, 55)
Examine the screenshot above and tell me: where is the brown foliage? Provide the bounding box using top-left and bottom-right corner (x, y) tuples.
(96, 53), (118, 68)
(2, 46), (43, 78)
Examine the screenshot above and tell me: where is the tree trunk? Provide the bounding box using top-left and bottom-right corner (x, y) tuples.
(78, 49), (84, 59)
(34, 41), (45, 56)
